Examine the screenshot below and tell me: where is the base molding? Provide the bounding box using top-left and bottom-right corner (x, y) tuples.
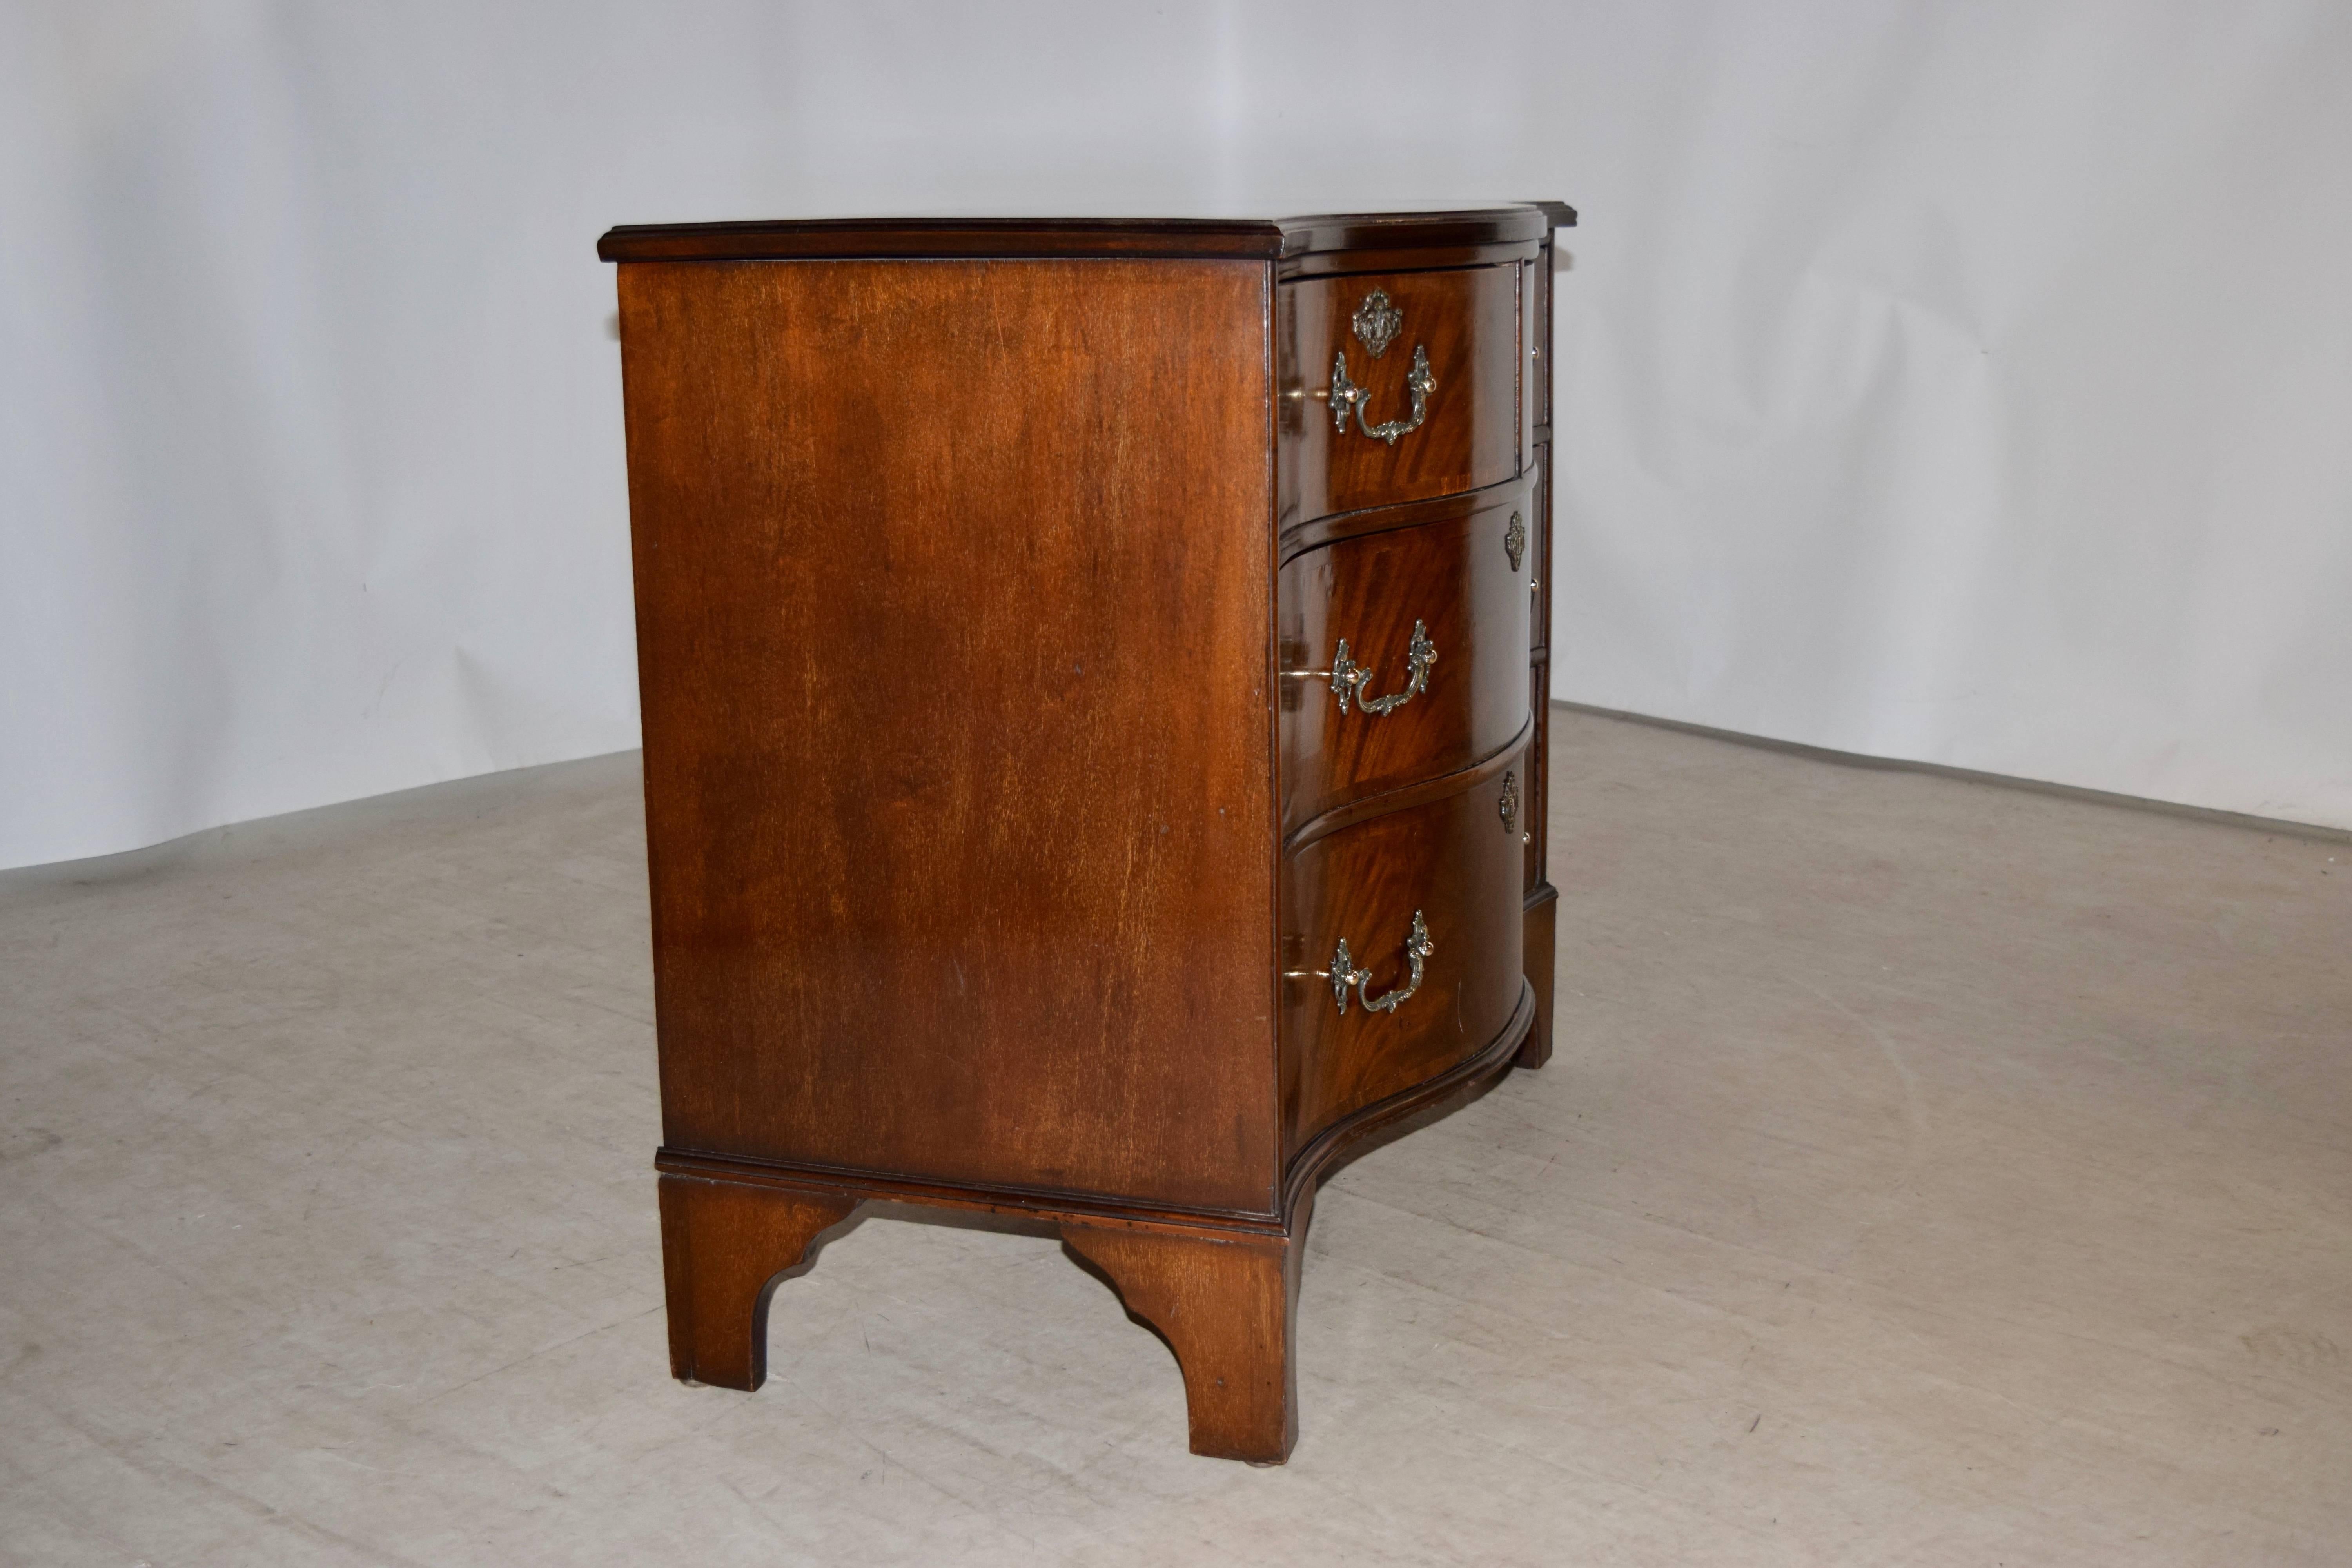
(652, 984), (1537, 1463)
(1281, 980), (1536, 1219)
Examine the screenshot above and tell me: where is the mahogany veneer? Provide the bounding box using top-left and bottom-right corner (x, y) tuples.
(604, 203), (1574, 1463)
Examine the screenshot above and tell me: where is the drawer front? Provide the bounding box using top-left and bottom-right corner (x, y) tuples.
(1281, 752), (1529, 1156)
(1279, 264), (1521, 526)
(1279, 482), (1534, 837)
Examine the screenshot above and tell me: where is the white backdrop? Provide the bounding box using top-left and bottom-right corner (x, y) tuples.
(5, 0), (2349, 869)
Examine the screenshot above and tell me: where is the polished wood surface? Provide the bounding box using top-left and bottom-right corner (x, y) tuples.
(1519, 259), (1540, 465)
(598, 206), (1564, 265)
(1278, 482), (1533, 837)
(657, 1174), (855, 1389)
(1276, 469), (1524, 559)
(1529, 452), (1552, 657)
(1525, 662), (1551, 891)
(1515, 212), (1566, 1067)
(610, 204), (1572, 1462)
(1278, 264), (1523, 526)
(1281, 981), (1535, 1216)
(1280, 746), (1530, 1155)
(1277, 238), (1542, 281)
(621, 256), (1279, 1215)
(1061, 1211), (1306, 1464)
(1518, 886), (1559, 1071)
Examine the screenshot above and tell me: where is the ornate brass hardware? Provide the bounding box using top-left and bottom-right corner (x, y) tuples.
(1352, 290), (1403, 358)
(1329, 344), (1436, 445)
(1504, 510), (1526, 572)
(1329, 911), (1433, 1015)
(1330, 620), (1436, 715)
(1500, 771), (1519, 837)
(1328, 289), (1435, 445)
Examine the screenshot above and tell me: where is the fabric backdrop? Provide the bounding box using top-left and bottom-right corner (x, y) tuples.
(5, 0), (2348, 868)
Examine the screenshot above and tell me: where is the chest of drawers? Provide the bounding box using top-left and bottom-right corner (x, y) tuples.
(601, 203), (1573, 1463)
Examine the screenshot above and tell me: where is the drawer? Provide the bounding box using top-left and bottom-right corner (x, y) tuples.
(1278, 263), (1521, 526)
(1278, 481), (1534, 837)
(1280, 750), (1529, 1155)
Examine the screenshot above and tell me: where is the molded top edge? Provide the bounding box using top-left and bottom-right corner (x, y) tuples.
(597, 203), (1574, 263)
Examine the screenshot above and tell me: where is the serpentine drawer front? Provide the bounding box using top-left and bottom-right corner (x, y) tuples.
(1279, 263), (1524, 526)
(601, 203), (1573, 1466)
(1280, 748), (1531, 1156)
(1279, 475), (1535, 837)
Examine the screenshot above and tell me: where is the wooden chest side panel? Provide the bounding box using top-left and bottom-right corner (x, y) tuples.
(620, 258), (1279, 1215)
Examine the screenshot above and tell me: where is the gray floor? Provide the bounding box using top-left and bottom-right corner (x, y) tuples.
(3, 708), (2348, 1566)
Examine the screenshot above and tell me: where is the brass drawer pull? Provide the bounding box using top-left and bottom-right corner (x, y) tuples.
(1330, 620), (1436, 716)
(1330, 345), (1435, 445)
(1329, 911), (1434, 1015)
(1328, 290), (1436, 445)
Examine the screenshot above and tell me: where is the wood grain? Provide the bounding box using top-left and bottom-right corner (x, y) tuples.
(597, 206), (1561, 265)
(612, 203), (1574, 1461)
(1280, 749), (1530, 1157)
(1525, 658), (1551, 892)
(657, 1174), (857, 1389)
(1518, 887), (1558, 1069)
(1279, 484), (1534, 838)
(1061, 1211), (1305, 1464)
(1278, 264), (1523, 526)
(621, 257), (1280, 1214)
(1284, 982), (1535, 1215)
(1277, 239), (1541, 281)
(1517, 212), (1564, 1068)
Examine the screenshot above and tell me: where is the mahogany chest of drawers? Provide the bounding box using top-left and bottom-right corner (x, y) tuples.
(600, 203), (1573, 1463)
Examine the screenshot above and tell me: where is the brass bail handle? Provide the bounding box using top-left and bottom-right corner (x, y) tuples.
(1328, 289), (1436, 446)
(1331, 620), (1436, 716)
(1328, 911), (1434, 1016)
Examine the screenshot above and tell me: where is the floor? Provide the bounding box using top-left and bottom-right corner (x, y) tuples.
(3, 708), (2347, 1566)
